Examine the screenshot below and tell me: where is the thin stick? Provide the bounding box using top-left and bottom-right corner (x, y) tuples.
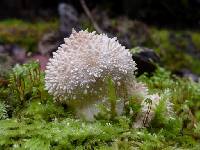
(80, 0), (103, 33)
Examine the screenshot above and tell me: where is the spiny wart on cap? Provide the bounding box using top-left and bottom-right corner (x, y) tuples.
(45, 30), (137, 101)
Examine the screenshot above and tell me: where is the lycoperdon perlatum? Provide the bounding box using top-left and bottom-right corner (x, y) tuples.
(45, 30), (165, 123)
(45, 30), (137, 101)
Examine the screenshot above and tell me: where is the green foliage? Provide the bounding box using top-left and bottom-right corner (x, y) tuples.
(0, 117), (199, 150)
(194, 122), (200, 137)
(150, 28), (200, 75)
(0, 61), (66, 121)
(0, 17), (200, 149)
(0, 61), (200, 149)
(20, 100), (67, 121)
(0, 101), (7, 120)
(7, 61), (48, 114)
(0, 118), (124, 149)
(192, 32), (200, 49)
(0, 19), (58, 51)
(9, 61), (43, 102)
(139, 67), (200, 144)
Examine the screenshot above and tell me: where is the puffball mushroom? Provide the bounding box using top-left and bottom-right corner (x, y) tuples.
(45, 29), (159, 121)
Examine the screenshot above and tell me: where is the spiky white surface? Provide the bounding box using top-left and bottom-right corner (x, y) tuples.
(45, 30), (137, 100)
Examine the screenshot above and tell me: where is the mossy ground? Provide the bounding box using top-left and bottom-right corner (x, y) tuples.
(0, 19), (58, 51)
(0, 19), (200, 149)
(150, 28), (200, 75)
(0, 62), (200, 149)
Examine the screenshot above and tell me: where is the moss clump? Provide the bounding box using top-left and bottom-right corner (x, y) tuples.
(149, 28), (200, 75)
(0, 101), (7, 120)
(0, 19), (58, 51)
(191, 32), (200, 50)
(0, 61), (200, 149)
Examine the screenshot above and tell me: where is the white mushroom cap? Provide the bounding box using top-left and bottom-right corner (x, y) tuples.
(45, 30), (137, 101)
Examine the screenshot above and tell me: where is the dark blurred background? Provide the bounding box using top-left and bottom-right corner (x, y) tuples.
(0, 0), (200, 28)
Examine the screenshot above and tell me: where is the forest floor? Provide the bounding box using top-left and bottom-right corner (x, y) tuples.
(0, 19), (200, 149)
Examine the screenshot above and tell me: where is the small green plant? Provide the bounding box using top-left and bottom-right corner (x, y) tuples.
(139, 67), (200, 142)
(9, 61), (46, 103)
(0, 61), (55, 118)
(0, 63), (200, 149)
(0, 101), (7, 120)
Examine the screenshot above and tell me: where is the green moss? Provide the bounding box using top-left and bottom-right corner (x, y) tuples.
(148, 28), (200, 74)
(80, 19), (95, 32)
(0, 101), (7, 120)
(191, 32), (200, 50)
(0, 20), (200, 148)
(139, 67), (200, 127)
(0, 62), (200, 149)
(0, 19), (58, 51)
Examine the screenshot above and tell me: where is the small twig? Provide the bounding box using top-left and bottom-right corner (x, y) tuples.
(0, 78), (8, 86)
(80, 0), (103, 33)
(143, 104), (152, 127)
(188, 108), (197, 127)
